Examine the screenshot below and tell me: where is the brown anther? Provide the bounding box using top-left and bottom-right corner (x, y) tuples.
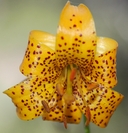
(42, 100), (50, 113)
(87, 82), (99, 91)
(85, 106), (91, 126)
(70, 68), (77, 81)
(56, 83), (64, 96)
(62, 114), (67, 129)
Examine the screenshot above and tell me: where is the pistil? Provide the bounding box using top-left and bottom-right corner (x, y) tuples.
(63, 65), (75, 104)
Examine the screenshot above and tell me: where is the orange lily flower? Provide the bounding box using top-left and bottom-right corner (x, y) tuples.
(4, 1), (123, 128)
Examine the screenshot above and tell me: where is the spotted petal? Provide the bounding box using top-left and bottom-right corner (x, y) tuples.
(89, 37), (118, 88)
(55, 1), (97, 74)
(3, 77), (59, 120)
(73, 73), (123, 127)
(89, 88), (123, 127)
(20, 30), (60, 82)
(42, 93), (82, 127)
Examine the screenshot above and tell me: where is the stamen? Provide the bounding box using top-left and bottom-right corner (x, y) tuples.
(85, 106), (91, 126)
(55, 68), (67, 96)
(56, 83), (64, 96)
(70, 64), (77, 82)
(62, 114), (67, 129)
(42, 100), (50, 113)
(70, 68), (77, 81)
(87, 82), (99, 91)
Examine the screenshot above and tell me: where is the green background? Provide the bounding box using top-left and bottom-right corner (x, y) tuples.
(0, 0), (127, 133)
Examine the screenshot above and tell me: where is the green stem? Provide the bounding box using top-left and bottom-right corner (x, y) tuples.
(84, 115), (90, 133)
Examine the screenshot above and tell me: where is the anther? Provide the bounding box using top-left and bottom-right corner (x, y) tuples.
(85, 106), (91, 126)
(70, 68), (77, 81)
(87, 82), (99, 91)
(42, 100), (50, 113)
(56, 83), (64, 96)
(62, 114), (67, 129)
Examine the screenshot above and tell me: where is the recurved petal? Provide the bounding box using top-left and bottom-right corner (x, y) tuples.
(55, 1), (96, 71)
(90, 37), (118, 89)
(4, 77), (57, 120)
(20, 30), (60, 82)
(73, 73), (123, 127)
(89, 88), (124, 127)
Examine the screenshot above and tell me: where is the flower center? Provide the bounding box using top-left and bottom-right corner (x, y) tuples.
(56, 64), (77, 104)
(55, 64), (100, 128)
(63, 65), (76, 104)
(56, 64), (77, 128)
(56, 64), (99, 103)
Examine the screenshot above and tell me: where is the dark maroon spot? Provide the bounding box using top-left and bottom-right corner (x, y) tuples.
(37, 57), (40, 60)
(103, 79), (105, 81)
(110, 56), (112, 60)
(79, 20), (82, 23)
(64, 42), (67, 46)
(47, 52), (51, 54)
(28, 64), (32, 68)
(87, 50), (91, 52)
(33, 51), (36, 54)
(12, 91), (15, 95)
(21, 100), (24, 103)
(28, 40), (30, 44)
(82, 41), (85, 44)
(73, 24), (77, 27)
(58, 44), (62, 47)
(95, 60), (99, 64)
(79, 34), (82, 37)
(75, 38), (78, 41)
(37, 45), (40, 48)
(61, 36), (64, 40)
(39, 51), (42, 54)
(98, 112), (100, 115)
(108, 81), (111, 84)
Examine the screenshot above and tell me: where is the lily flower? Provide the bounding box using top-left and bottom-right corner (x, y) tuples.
(4, 1), (123, 128)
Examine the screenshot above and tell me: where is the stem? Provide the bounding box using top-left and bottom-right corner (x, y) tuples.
(84, 115), (90, 133)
